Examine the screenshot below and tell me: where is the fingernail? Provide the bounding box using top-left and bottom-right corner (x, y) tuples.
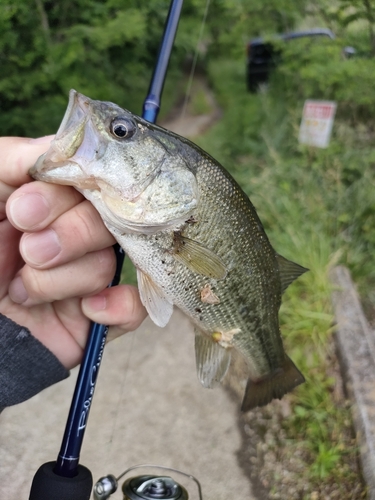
(21, 230), (61, 265)
(9, 276), (29, 304)
(82, 294), (107, 312)
(9, 193), (50, 230)
(28, 135), (54, 145)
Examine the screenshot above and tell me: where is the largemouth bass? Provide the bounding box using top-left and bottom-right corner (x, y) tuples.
(30, 90), (307, 411)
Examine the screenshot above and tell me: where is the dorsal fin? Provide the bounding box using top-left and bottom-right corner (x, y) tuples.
(276, 254), (308, 293)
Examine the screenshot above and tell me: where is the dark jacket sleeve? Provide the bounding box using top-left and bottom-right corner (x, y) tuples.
(0, 313), (69, 410)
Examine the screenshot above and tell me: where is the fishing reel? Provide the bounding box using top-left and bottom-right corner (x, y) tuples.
(94, 464), (202, 500)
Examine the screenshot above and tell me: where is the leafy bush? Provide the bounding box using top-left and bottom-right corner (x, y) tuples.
(0, 0), (207, 137)
(272, 37), (375, 121)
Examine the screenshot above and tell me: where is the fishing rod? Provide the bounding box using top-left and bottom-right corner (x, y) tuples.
(29, 1), (184, 498)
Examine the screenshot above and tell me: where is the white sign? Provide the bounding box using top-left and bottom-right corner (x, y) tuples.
(299, 100), (337, 148)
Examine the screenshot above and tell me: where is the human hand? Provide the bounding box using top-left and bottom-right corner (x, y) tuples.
(1, 136), (147, 370)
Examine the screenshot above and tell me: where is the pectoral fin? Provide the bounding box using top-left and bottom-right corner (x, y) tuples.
(137, 269), (173, 327)
(195, 330), (231, 388)
(241, 355), (305, 412)
(172, 233), (227, 279)
(276, 254), (308, 293)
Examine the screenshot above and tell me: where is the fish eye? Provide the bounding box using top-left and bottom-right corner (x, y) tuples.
(110, 117), (136, 139)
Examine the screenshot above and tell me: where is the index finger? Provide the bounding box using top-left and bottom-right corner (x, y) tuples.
(0, 136), (54, 188)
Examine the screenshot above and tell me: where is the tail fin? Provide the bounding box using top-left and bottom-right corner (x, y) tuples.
(241, 355), (305, 412)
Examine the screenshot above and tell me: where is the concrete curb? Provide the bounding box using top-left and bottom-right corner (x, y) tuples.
(330, 265), (375, 500)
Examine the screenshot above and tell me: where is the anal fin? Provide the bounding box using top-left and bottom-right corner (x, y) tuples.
(195, 330), (231, 388)
(241, 355), (305, 412)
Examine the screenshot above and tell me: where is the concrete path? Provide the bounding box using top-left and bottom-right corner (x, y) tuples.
(0, 310), (256, 500)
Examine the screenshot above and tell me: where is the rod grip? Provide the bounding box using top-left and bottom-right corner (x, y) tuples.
(29, 461), (93, 500)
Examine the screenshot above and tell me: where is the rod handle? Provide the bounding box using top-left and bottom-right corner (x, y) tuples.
(29, 461), (92, 500)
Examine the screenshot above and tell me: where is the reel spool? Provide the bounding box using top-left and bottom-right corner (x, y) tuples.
(122, 475), (188, 500)
(94, 465), (202, 500)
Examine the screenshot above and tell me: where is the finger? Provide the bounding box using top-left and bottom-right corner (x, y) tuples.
(81, 285), (147, 340)
(19, 200), (115, 268)
(8, 247), (116, 306)
(0, 136), (54, 187)
(0, 219), (23, 297)
(7, 181), (83, 231)
(0, 182), (15, 215)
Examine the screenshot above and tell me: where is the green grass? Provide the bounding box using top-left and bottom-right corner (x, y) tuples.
(194, 59), (370, 494)
(120, 256), (137, 287)
(190, 87), (212, 115)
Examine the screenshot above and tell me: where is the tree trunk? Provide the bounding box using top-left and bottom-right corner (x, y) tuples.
(363, 0), (375, 56)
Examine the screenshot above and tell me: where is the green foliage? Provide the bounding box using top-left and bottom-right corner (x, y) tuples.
(196, 57), (369, 492)
(205, 0), (309, 60)
(320, 0), (375, 54)
(0, 0), (208, 136)
(0, 0), (320, 138)
(272, 37), (375, 121)
(0, 0), (315, 139)
(121, 257), (137, 287)
(190, 88), (212, 115)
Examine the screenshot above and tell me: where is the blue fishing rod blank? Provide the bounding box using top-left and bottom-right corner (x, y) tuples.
(143, 0), (184, 123)
(28, 1), (184, 499)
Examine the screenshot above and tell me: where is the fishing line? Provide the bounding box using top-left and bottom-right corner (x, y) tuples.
(180, 0), (211, 120)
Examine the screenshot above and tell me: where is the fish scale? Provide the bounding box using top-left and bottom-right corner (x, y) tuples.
(190, 157), (282, 363)
(30, 90), (307, 411)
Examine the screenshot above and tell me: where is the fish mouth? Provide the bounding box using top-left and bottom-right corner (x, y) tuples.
(30, 90), (101, 187)
(56, 89), (89, 140)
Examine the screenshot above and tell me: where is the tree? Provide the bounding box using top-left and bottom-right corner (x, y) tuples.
(0, 0), (204, 136)
(315, 0), (375, 55)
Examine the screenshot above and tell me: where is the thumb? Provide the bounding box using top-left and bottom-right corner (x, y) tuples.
(0, 136), (54, 188)
(81, 285), (147, 341)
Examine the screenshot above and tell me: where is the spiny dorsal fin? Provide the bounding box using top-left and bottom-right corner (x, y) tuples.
(276, 254), (308, 293)
(172, 233), (227, 280)
(241, 355), (305, 412)
(137, 269), (173, 327)
(195, 330), (231, 388)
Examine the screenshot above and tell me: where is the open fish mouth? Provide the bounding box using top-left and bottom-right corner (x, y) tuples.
(56, 89), (89, 140)
(30, 90), (101, 184)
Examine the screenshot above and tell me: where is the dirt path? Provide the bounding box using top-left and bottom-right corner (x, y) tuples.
(160, 76), (221, 138)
